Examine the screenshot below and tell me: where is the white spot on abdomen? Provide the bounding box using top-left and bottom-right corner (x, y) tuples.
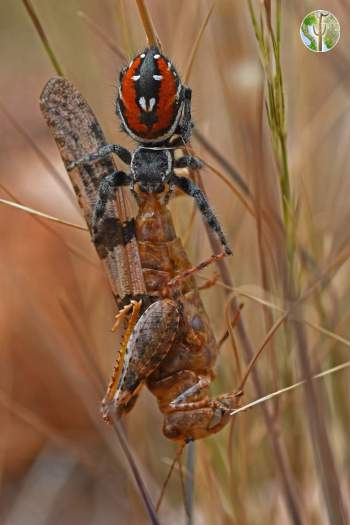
(139, 97), (147, 111)
(138, 97), (156, 112)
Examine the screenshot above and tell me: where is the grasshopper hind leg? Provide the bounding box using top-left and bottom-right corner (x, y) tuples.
(148, 366), (240, 442)
(162, 392), (239, 443)
(102, 299), (181, 422)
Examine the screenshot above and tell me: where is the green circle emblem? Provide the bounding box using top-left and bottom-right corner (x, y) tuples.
(300, 10), (340, 53)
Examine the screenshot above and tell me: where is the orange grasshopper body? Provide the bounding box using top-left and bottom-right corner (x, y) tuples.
(103, 191), (234, 442)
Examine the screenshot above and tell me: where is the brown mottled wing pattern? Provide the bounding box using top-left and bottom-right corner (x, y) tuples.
(40, 77), (146, 305)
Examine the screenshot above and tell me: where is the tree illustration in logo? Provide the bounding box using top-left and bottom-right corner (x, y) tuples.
(300, 11), (340, 53)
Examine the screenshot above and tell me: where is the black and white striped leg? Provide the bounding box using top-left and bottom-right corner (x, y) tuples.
(175, 86), (193, 145)
(172, 174), (233, 255)
(68, 144), (132, 170)
(175, 155), (203, 170)
(93, 171), (131, 228)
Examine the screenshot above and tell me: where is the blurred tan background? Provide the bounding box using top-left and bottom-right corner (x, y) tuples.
(1, 1), (350, 524)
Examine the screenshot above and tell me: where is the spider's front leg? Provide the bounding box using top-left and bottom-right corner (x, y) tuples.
(175, 155), (203, 171)
(92, 171), (131, 225)
(67, 143), (132, 171)
(170, 86), (193, 147)
(87, 170), (132, 249)
(172, 174), (233, 255)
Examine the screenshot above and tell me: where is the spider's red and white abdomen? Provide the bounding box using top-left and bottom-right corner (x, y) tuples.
(117, 46), (183, 143)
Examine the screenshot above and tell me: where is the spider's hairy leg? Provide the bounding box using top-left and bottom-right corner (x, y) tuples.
(175, 155), (203, 170)
(175, 86), (193, 145)
(172, 174), (233, 255)
(67, 144), (132, 170)
(92, 171), (131, 229)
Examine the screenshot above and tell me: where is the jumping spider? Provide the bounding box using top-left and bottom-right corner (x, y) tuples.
(68, 45), (232, 256)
